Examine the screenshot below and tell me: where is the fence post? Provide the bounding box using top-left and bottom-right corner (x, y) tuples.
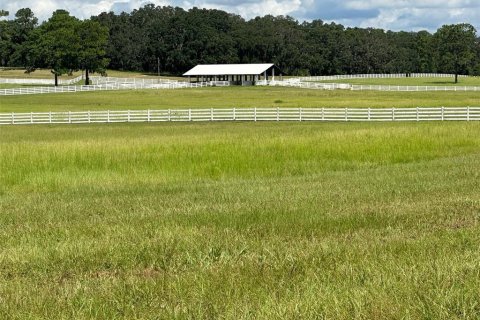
(416, 107), (419, 121)
(11, 113), (14, 124)
(49, 111), (52, 124)
(345, 108), (348, 122)
(210, 108), (213, 121)
(168, 109), (171, 122)
(467, 106), (470, 121)
(299, 107), (302, 122)
(88, 111), (91, 123)
(321, 107), (324, 121)
(392, 107), (395, 121)
(188, 109), (191, 121)
(441, 107), (444, 121)
(277, 107), (279, 121)
(147, 109), (151, 122)
(254, 107), (257, 122)
(233, 107), (236, 121)
(107, 110), (110, 123)
(368, 107), (371, 121)
(30, 112), (33, 124)
(127, 110), (130, 122)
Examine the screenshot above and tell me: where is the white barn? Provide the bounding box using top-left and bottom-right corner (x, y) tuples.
(183, 63), (283, 85)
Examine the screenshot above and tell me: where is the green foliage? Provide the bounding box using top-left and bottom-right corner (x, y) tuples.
(434, 24), (478, 82)
(77, 19), (109, 84)
(0, 9), (11, 66)
(9, 8), (38, 67)
(4, 6), (480, 76)
(35, 10), (81, 84)
(1, 121), (479, 318)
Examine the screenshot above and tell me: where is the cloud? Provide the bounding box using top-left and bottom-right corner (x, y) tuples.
(2, 0), (479, 32)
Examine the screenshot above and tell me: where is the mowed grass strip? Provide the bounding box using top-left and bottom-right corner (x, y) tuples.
(1, 86), (480, 113)
(1, 121), (479, 319)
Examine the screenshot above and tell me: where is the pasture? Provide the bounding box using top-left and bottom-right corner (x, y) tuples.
(1, 76), (480, 318)
(0, 68), (184, 81)
(1, 86), (480, 113)
(1, 121), (480, 318)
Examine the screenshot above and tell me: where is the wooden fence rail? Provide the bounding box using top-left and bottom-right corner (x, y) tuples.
(0, 81), (230, 96)
(1, 107), (479, 125)
(0, 75), (83, 85)
(298, 73), (471, 81)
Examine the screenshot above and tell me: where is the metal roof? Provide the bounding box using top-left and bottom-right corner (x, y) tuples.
(183, 64), (275, 76)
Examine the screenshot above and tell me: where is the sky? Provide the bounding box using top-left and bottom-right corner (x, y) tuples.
(1, 0), (479, 32)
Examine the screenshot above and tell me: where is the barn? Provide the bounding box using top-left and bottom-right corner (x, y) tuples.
(183, 63), (283, 85)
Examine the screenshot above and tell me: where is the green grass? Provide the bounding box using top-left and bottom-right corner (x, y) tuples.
(0, 68), (184, 80)
(1, 121), (479, 318)
(316, 76), (480, 86)
(0, 68), (82, 79)
(1, 86), (479, 113)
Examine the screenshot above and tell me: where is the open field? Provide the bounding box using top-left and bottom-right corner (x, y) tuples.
(1, 86), (480, 113)
(0, 69), (83, 79)
(316, 76), (480, 86)
(0, 68), (184, 81)
(1, 121), (479, 318)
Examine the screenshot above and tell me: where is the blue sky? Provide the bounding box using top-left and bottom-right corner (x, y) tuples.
(2, 0), (479, 32)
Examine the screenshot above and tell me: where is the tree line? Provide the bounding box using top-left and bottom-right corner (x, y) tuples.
(1, 5), (479, 84)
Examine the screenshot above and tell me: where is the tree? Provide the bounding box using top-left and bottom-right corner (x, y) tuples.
(36, 10), (80, 86)
(0, 9), (10, 66)
(434, 23), (477, 83)
(77, 19), (109, 85)
(9, 8), (38, 67)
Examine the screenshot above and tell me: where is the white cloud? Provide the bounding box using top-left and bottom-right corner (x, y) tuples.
(193, 0), (303, 18)
(2, 0), (479, 32)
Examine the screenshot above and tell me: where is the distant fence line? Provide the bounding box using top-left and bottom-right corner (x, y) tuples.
(89, 76), (179, 85)
(0, 81), (230, 96)
(257, 80), (480, 92)
(298, 73), (469, 81)
(0, 75), (83, 85)
(1, 107), (479, 125)
(0, 73), (477, 96)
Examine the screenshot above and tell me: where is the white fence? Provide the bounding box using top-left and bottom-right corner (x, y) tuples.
(0, 81), (230, 96)
(1, 107), (478, 125)
(90, 76), (178, 85)
(1, 73), (477, 95)
(298, 73), (469, 81)
(0, 75), (83, 85)
(258, 80), (480, 92)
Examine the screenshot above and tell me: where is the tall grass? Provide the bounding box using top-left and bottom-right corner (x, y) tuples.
(1, 122), (479, 318)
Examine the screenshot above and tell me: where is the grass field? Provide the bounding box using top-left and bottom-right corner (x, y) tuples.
(1, 121), (479, 318)
(0, 68), (82, 79)
(1, 86), (480, 113)
(316, 76), (480, 86)
(0, 68), (184, 81)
